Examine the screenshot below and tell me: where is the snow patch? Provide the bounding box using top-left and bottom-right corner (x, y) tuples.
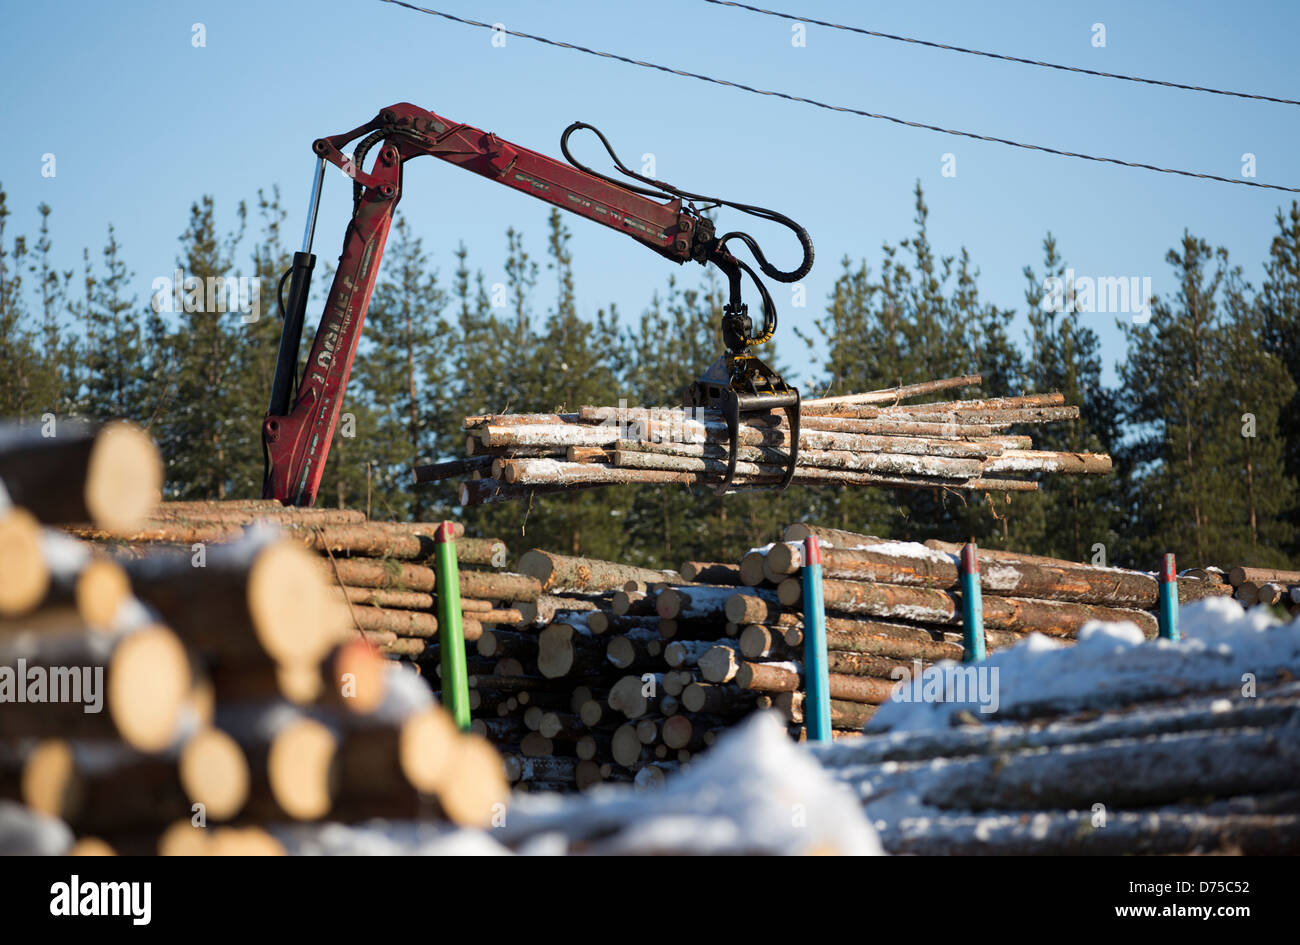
(496, 711), (882, 854)
(0, 801), (72, 855)
(867, 596), (1300, 734)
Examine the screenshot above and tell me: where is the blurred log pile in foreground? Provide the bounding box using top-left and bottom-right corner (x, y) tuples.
(1, 426), (506, 856)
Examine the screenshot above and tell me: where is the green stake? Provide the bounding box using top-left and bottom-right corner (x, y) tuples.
(434, 521), (471, 730)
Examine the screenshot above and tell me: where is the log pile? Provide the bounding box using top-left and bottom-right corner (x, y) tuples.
(1226, 565), (1300, 615)
(694, 521), (1237, 739)
(1, 436), (507, 855)
(357, 529), (1236, 787)
(814, 678), (1300, 855)
(64, 500), (516, 661)
(0, 420), (162, 531)
(421, 376), (1115, 505)
(24, 498), (1258, 804)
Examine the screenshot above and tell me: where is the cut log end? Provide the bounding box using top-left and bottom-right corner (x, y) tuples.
(0, 508), (48, 616)
(22, 740), (77, 820)
(328, 639), (388, 714)
(179, 727), (249, 822)
(435, 736), (509, 827)
(399, 706), (460, 794)
(248, 540), (351, 666)
(85, 421), (164, 531)
(76, 557), (131, 629)
(268, 718), (337, 821)
(68, 837), (117, 856)
(158, 820), (210, 856)
(109, 625), (192, 752)
(208, 826), (286, 856)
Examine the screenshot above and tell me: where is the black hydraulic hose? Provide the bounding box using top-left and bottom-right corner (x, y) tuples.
(560, 122), (813, 285)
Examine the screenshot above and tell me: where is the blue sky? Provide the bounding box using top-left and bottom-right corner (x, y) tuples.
(2, 0), (1297, 390)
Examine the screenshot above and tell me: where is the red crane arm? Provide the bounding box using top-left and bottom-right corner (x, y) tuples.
(262, 103), (711, 506)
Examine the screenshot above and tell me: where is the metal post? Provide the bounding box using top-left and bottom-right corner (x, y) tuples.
(1157, 553), (1180, 641)
(265, 159), (327, 420)
(960, 542), (986, 662)
(434, 522), (471, 730)
(801, 535), (832, 742)
(301, 157), (327, 255)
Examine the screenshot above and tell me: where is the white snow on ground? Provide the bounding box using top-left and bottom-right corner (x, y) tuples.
(271, 711), (882, 855)
(0, 801), (72, 855)
(868, 596), (1300, 733)
(496, 709), (881, 854)
(274, 820), (511, 856)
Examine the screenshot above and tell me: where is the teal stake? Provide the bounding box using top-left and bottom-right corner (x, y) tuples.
(433, 521), (471, 730)
(1157, 553), (1180, 641)
(959, 543), (986, 662)
(801, 535), (832, 742)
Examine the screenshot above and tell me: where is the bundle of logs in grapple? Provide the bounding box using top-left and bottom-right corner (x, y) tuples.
(414, 375), (1115, 505)
(0, 422), (507, 855)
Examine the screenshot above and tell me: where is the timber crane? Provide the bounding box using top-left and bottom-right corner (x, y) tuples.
(262, 103), (813, 506)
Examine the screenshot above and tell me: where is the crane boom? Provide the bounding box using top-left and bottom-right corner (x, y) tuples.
(262, 103), (810, 506)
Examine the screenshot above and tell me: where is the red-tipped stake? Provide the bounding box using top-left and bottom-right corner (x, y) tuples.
(801, 536), (832, 742)
(959, 543), (986, 662)
(1157, 553), (1180, 641)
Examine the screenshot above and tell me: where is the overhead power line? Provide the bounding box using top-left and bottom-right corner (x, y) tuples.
(705, 0), (1300, 108)
(379, 0), (1300, 194)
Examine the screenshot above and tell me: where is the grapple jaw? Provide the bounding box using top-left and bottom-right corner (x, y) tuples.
(686, 353), (800, 493)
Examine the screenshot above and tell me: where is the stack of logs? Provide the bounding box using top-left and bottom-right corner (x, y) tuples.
(707, 522), (1238, 737)
(14, 427), (1273, 803)
(813, 678), (1300, 854)
(1, 424), (507, 855)
(1225, 565), (1300, 616)
(415, 375), (1115, 505)
(195, 523), (1239, 792)
(69, 502), (517, 663)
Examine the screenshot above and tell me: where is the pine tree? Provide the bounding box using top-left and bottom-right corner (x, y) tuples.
(1258, 202), (1300, 556)
(348, 215), (452, 519)
(815, 184), (1035, 544)
(0, 186), (47, 424)
(804, 256), (903, 539)
(1113, 233), (1289, 568)
(1217, 265), (1296, 565)
(81, 224), (147, 424)
(152, 197), (249, 499)
(27, 203), (78, 418)
(1019, 234), (1120, 562)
